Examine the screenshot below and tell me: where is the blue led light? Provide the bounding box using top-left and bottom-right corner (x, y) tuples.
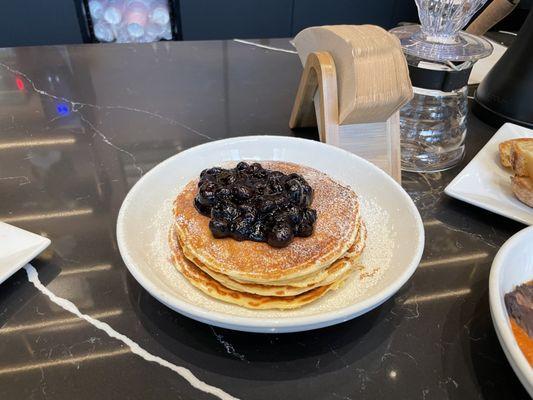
(56, 103), (70, 116)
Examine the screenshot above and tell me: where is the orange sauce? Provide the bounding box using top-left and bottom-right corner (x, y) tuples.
(510, 319), (533, 366)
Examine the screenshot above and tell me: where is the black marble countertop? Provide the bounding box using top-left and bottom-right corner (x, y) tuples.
(0, 37), (529, 400)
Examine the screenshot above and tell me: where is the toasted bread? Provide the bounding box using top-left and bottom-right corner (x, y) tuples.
(510, 140), (533, 177)
(511, 176), (533, 208)
(499, 138), (533, 168)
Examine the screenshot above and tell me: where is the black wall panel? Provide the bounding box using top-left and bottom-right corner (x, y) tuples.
(0, 0), (422, 47)
(180, 0), (294, 40)
(292, 0), (418, 35)
(0, 0), (84, 48)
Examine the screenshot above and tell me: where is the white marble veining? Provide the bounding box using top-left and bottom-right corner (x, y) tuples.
(233, 39), (298, 54)
(0, 61), (215, 180)
(24, 264), (239, 400)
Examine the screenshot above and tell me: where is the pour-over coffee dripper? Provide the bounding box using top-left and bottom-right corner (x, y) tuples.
(390, 0), (493, 172)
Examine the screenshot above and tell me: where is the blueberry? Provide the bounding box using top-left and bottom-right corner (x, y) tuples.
(267, 223), (294, 247)
(198, 182), (218, 206)
(269, 181), (284, 194)
(258, 198), (276, 214)
(296, 223), (313, 237)
(216, 171), (230, 183)
(215, 186), (232, 200)
(260, 211), (276, 226)
(210, 203), (225, 220)
(285, 179), (302, 191)
(211, 202), (239, 221)
(236, 161), (249, 171)
(231, 217), (252, 240)
(206, 167), (223, 176)
(223, 203), (240, 221)
(247, 163), (262, 174)
(273, 211), (290, 224)
(253, 181), (268, 194)
(302, 184), (313, 206)
(253, 169), (268, 179)
(285, 178), (302, 191)
(194, 196), (211, 216)
(269, 171), (285, 181)
(249, 222), (266, 242)
(200, 181), (217, 192)
(218, 171), (237, 185)
(285, 179), (304, 204)
(209, 219), (229, 238)
(229, 174), (239, 185)
(198, 173), (216, 187)
(239, 204), (255, 215)
(238, 203), (252, 212)
(286, 206), (302, 225)
(288, 173), (305, 182)
(302, 209), (317, 225)
(232, 184), (253, 203)
(239, 204), (256, 223)
(272, 194), (289, 208)
(242, 213), (256, 224)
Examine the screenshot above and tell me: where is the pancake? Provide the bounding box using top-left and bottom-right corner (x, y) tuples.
(195, 216), (363, 288)
(170, 236), (352, 309)
(173, 161), (360, 284)
(245, 219), (366, 287)
(170, 223), (364, 296)
(344, 220), (367, 259)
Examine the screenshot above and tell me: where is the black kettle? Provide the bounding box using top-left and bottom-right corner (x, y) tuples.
(473, 7), (533, 128)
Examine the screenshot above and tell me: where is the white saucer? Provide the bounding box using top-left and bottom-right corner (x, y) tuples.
(0, 222), (51, 285)
(445, 123), (533, 225)
(117, 136), (424, 332)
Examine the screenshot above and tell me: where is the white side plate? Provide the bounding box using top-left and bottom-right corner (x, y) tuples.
(445, 123), (533, 225)
(117, 136), (424, 333)
(490, 226), (533, 397)
(0, 222), (51, 285)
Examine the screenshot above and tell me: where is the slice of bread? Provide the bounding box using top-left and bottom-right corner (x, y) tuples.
(510, 140), (533, 177)
(511, 176), (533, 208)
(499, 138), (533, 168)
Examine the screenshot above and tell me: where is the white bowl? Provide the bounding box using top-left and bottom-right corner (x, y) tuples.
(490, 226), (533, 396)
(117, 136), (424, 332)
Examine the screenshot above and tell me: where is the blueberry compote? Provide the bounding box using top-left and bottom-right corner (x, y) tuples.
(194, 162), (317, 248)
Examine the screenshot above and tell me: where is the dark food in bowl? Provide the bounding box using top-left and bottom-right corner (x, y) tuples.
(194, 162), (316, 248)
(505, 280), (533, 365)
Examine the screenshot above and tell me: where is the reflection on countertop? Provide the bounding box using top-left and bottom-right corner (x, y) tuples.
(0, 38), (529, 400)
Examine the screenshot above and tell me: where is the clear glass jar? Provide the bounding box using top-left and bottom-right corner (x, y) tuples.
(400, 58), (469, 172)
(390, 21), (492, 173)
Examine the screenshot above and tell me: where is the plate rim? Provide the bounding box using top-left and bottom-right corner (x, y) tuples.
(489, 225), (533, 396)
(117, 135), (425, 332)
(445, 122), (533, 226)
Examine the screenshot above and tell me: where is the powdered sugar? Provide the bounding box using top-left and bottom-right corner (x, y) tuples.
(148, 188), (394, 319)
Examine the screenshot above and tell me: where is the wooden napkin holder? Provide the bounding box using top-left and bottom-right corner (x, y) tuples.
(289, 25), (413, 183)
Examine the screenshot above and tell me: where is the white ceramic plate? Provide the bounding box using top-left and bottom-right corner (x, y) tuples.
(117, 136), (424, 332)
(489, 226), (533, 397)
(445, 123), (533, 225)
(0, 222), (51, 285)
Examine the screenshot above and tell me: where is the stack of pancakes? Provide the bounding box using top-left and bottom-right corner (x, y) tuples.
(169, 161), (366, 309)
